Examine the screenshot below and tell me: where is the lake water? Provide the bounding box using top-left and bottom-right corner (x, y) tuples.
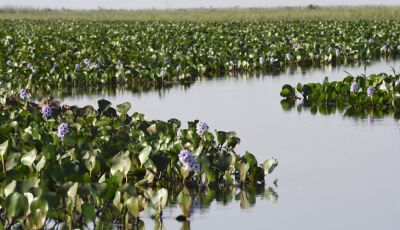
(60, 60), (400, 230)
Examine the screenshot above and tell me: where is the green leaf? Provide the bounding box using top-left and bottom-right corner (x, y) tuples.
(116, 102), (131, 115)
(35, 156), (46, 172)
(21, 148), (37, 167)
(239, 163), (250, 182)
(139, 146), (152, 165)
(5, 192), (29, 218)
(0, 140), (9, 157)
(98, 99), (112, 112)
(125, 196), (140, 218)
(152, 188), (168, 211)
(4, 180), (17, 197)
(262, 157), (278, 175)
(67, 182), (79, 199)
(82, 203), (96, 220)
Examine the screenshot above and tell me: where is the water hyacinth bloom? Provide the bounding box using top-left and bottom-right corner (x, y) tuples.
(350, 82), (359, 93)
(83, 59), (91, 66)
(41, 104), (52, 117)
(196, 121), (209, 135)
(26, 63), (33, 69)
(178, 150), (200, 172)
(395, 79), (400, 86)
(19, 89), (29, 100)
(94, 63), (100, 70)
(367, 86), (375, 96)
(117, 59), (123, 65)
(259, 56), (265, 65)
(6, 60), (12, 66)
(57, 123), (69, 139)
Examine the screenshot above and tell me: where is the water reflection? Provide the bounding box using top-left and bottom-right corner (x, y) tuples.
(281, 99), (400, 122)
(42, 184), (277, 230)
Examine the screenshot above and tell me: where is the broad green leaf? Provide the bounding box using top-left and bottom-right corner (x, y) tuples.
(5, 192), (29, 218)
(262, 157), (278, 175)
(139, 146), (152, 165)
(0, 140), (8, 157)
(67, 182), (79, 198)
(21, 148), (37, 166)
(4, 180), (16, 197)
(82, 203), (96, 220)
(152, 188), (168, 210)
(125, 196), (140, 217)
(116, 102), (131, 114)
(35, 156), (46, 172)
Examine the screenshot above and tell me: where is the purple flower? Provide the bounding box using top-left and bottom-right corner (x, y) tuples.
(367, 86), (375, 96)
(41, 104), (52, 117)
(6, 60), (12, 66)
(57, 123), (69, 139)
(259, 56), (265, 65)
(83, 59), (91, 66)
(27, 63), (33, 69)
(179, 149), (191, 162)
(74, 64), (80, 71)
(19, 89), (29, 100)
(350, 82), (359, 93)
(395, 79), (400, 86)
(178, 149), (200, 172)
(117, 59), (123, 65)
(94, 63), (100, 70)
(196, 121), (209, 135)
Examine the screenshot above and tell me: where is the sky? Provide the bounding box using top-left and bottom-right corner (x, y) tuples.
(0, 0), (399, 10)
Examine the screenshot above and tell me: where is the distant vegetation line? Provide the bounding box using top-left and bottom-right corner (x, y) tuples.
(0, 6), (400, 21)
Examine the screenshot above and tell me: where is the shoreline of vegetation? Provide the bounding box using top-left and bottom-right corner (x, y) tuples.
(280, 72), (400, 119)
(0, 6), (399, 21)
(1, 20), (400, 93)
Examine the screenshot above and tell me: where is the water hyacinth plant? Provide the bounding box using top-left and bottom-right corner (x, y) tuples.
(280, 73), (400, 115)
(0, 93), (278, 228)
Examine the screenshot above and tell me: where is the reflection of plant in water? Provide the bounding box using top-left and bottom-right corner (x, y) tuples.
(280, 73), (400, 120)
(0, 92), (278, 229)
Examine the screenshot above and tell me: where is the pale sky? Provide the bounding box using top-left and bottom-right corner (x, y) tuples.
(0, 0), (399, 10)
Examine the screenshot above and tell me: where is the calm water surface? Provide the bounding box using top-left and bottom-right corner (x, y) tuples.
(60, 60), (400, 230)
